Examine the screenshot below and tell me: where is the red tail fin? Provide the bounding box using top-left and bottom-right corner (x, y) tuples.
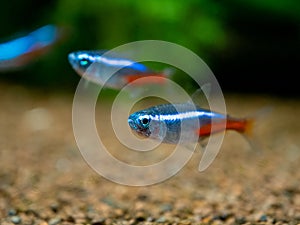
(243, 118), (255, 137)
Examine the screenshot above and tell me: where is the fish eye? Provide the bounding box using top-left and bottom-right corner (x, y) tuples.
(79, 58), (91, 68)
(139, 115), (150, 127)
(142, 118), (149, 125)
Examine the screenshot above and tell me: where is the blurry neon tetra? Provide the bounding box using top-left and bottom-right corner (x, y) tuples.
(128, 102), (255, 145)
(0, 24), (66, 71)
(68, 50), (173, 90)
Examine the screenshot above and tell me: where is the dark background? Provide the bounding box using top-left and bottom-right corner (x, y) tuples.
(0, 0), (299, 97)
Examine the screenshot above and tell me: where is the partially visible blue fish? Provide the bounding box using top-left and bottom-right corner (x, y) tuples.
(68, 50), (173, 90)
(0, 24), (65, 71)
(128, 103), (253, 144)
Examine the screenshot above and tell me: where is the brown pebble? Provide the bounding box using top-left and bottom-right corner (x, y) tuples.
(39, 222), (48, 225)
(75, 218), (87, 224)
(91, 218), (105, 225)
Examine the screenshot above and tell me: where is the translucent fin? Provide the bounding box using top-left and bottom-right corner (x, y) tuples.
(198, 133), (225, 172)
(197, 106), (273, 172)
(241, 106), (273, 152)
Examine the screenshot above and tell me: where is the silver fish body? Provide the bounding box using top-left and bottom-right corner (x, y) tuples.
(68, 50), (154, 89)
(128, 103), (227, 144)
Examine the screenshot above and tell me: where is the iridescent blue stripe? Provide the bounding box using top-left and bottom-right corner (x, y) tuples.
(95, 55), (148, 72)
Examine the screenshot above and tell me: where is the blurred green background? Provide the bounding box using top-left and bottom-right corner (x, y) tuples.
(0, 0), (299, 96)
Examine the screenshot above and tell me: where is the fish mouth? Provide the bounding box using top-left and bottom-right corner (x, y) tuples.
(68, 53), (77, 65)
(128, 118), (150, 138)
(128, 118), (136, 130)
(68, 53), (85, 76)
(135, 130), (151, 138)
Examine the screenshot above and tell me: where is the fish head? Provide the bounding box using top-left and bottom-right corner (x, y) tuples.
(128, 109), (167, 141)
(128, 111), (152, 138)
(68, 51), (96, 76)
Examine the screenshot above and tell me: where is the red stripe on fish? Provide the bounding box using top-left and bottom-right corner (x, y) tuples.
(197, 118), (253, 137)
(124, 74), (167, 85)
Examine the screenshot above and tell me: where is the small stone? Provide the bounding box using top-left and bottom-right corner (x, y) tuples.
(50, 203), (59, 213)
(146, 217), (155, 222)
(8, 209), (17, 216)
(213, 213), (231, 221)
(75, 218), (86, 224)
(128, 218), (135, 225)
(135, 215), (146, 222)
(10, 216), (21, 224)
(91, 218), (105, 225)
(202, 216), (212, 224)
(39, 222), (48, 225)
(235, 216), (247, 224)
(137, 194), (148, 201)
(156, 216), (167, 223)
(60, 222), (73, 225)
(160, 203), (173, 212)
(259, 215), (268, 222)
(114, 208), (124, 217)
(49, 217), (61, 225)
(65, 215), (75, 223)
(101, 196), (119, 208)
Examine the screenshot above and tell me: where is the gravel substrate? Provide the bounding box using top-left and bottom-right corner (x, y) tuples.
(0, 83), (299, 225)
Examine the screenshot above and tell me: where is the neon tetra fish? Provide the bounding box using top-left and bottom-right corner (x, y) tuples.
(0, 24), (66, 71)
(68, 50), (173, 90)
(128, 103), (254, 145)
